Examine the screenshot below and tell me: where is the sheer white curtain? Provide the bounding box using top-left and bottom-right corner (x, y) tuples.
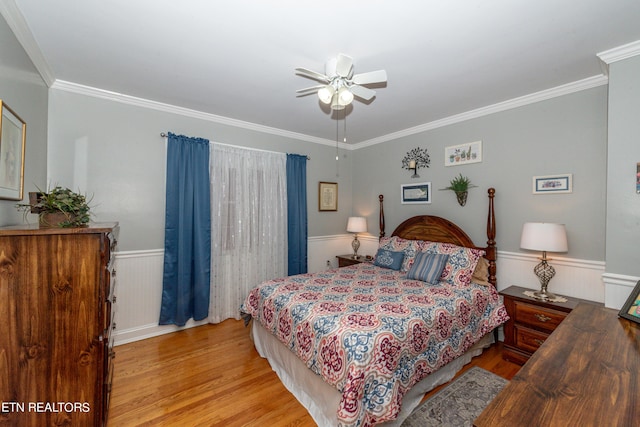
(208, 144), (288, 323)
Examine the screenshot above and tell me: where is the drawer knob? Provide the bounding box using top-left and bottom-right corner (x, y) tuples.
(534, 338), (545, 346)
(535, 313), (552, 322)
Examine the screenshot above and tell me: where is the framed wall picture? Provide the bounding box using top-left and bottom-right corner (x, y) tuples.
(318, 181), (338, 211)
(533, 174), (573, 194)
(619, 280), (640, 325)
(401, 182), (432, 204)
(445, 140), (482, 166)
(0, 100), (27, 201)
(636, 163), (639, 194)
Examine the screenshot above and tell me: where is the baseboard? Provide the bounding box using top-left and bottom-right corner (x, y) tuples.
(114, 319), (208, 346)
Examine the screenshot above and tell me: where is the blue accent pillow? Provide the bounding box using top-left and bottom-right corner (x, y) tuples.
(406, 252), (450, 284)
(373, 249), (405, 271)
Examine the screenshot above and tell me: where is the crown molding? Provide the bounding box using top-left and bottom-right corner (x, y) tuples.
(597, 40), (640, 65)
(52, 74), (607, 154)
(51, 80), (352, 149)
(0, 0), (55, 86)
(354, 74), (609, 149)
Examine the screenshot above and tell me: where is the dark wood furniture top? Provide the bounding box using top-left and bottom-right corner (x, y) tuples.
(336, 254), (368, 267)
(475, 303), (640, 427)
(379, 188), (497, 286)
(501, 285), (596, 365)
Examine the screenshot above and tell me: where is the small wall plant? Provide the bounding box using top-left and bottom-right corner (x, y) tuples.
(440, 174), (477, 206)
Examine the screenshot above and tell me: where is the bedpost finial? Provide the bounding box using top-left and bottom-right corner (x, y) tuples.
(379, 194), (385, 238)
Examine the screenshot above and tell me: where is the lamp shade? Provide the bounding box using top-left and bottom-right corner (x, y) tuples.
(346, 216), (367, 233)
(520, 222), (568, 252)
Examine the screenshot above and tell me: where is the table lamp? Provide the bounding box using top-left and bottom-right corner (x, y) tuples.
(346, 216), (367, 259)
(520, 222), (568, 300)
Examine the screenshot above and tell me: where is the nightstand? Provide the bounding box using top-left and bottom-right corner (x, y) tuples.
(336, 254), (367, 267)
(501, 285), (586, 365)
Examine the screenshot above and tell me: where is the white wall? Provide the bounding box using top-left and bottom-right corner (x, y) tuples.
(353, 87), (608, 261)
(0, 13), (48, 225)
(45, 87), (357, 251)
(603, 54), (640, 307)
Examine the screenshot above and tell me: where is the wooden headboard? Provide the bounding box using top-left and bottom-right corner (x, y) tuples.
(378, 188), (497, 286)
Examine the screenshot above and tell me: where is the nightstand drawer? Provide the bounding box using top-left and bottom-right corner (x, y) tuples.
(336, 254), (367, 267)
(513, 301), (568, 333)
(515, 324), (550, 353)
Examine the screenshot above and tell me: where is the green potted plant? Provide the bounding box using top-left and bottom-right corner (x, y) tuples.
(440, 174), (477, 206)
(16, 186), (92, 227)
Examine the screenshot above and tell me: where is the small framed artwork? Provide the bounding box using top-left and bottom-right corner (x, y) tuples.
(445, 140), (482, 166)
(618, 280), (640, 325)
(0, 100), (27, 201)
(636, 163), (639, 194)
(318, 181), (338, 211)
(533, 174), (573, 194)
(401, 182), (432, 204)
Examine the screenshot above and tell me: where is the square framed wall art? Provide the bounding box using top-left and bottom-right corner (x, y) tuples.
(401, 182), (432, 204)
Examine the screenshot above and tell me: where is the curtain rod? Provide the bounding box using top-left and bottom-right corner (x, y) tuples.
(160, 132), (310, 160)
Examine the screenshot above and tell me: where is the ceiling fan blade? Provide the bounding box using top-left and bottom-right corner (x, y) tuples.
(352, 69), (387, 85)
(349, 84), (376, 101)
(296, 85), (325, 96)
(336, 54), (353, 78)
(295, 67), (329, 83)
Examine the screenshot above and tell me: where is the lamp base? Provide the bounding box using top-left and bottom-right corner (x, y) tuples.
(351, 234), (361, 260)
(531, 289), (557, 301)
(532, 256), (557, 301)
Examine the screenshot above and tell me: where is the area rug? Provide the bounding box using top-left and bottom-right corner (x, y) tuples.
(401, 367), (508, 427)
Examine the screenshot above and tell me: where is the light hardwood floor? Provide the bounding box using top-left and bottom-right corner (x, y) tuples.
(108, 320), (520, 426)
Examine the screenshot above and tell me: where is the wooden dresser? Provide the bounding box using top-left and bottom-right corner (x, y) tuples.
(475, 303), (640, 426)
(0, 223), (118, 427)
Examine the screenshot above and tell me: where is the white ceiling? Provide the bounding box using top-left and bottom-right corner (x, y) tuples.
(6, 0), (640, 145)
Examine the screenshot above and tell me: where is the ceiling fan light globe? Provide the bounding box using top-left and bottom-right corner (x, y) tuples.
(318, 85), (335, 104)
(331, 98), (346, 110)
(337, 87), (354, 105)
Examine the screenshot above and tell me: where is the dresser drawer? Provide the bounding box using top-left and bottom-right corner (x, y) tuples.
(515, 324), (550, 353)
(513, 300), (568, 333)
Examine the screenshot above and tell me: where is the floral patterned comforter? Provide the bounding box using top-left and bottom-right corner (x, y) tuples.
(241, 263), (509, 427)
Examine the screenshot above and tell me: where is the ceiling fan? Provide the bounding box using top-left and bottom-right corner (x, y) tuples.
(295, 54), (387, 110)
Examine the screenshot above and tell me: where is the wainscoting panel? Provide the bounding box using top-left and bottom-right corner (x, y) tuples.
(602, 273), (639, 310)
(496, 252), (605, 303)
(114, 239), (610, 345)
(114, 250), (206, 346)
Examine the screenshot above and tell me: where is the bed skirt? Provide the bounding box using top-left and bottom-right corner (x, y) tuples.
(251, 320), (494, 427)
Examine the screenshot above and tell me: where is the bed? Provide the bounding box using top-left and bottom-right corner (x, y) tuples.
(241, 188), (508, 426)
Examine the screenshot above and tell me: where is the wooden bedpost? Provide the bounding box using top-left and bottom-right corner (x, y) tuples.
(379, 194), (385, 238)
(486, 188), (497, 287)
